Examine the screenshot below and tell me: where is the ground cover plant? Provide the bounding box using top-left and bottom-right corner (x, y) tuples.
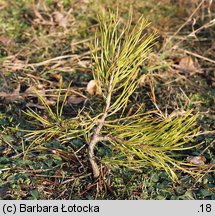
(0, 0), (214, 200)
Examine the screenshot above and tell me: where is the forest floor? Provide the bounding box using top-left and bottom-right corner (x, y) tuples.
(0, 0), (214, 200)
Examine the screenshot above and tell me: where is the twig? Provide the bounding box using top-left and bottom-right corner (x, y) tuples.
(178, 48), (215, 65)
(174, 18), (215, 48)
(78, 181), (98, 196)
(188, 18), (215, 38)
(162, 0), (205, 50)
(27, 54), (79, 67)
(188, 164), (215, 190)
(200, 140), (215, 155)
(100, 166), (117, 198)
(88, 74), (114, 178)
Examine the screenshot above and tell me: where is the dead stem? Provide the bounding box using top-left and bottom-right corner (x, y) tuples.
(162, 0), (205, 51)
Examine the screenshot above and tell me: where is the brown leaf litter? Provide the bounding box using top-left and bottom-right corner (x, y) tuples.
(0, 82), (87, 108)
(87, 80), (102, 95)
(176, 56), (203, 74)
(187, 156), (207, 165)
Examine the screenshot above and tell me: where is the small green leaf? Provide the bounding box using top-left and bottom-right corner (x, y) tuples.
(30, 190), (39, 200)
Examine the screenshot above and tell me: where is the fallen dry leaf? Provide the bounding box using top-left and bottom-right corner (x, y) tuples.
(87, 80), (102, 95)
(67, 94), (86, 104)
(52, 11), (68, 28)
(187, 156), (206, 165)
(169, 109), (186, 118)
(53, 11), (64, 22)
(178, 56), (201, 73)
(0, 84), (23, 102)
(25, 85), (57, 107)
(24, 85), (45, 97)
(0, 35), (16, 47)
(46, 99), (56, 106)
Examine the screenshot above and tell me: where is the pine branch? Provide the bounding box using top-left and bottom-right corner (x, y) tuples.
(88, 74), (114, 178)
